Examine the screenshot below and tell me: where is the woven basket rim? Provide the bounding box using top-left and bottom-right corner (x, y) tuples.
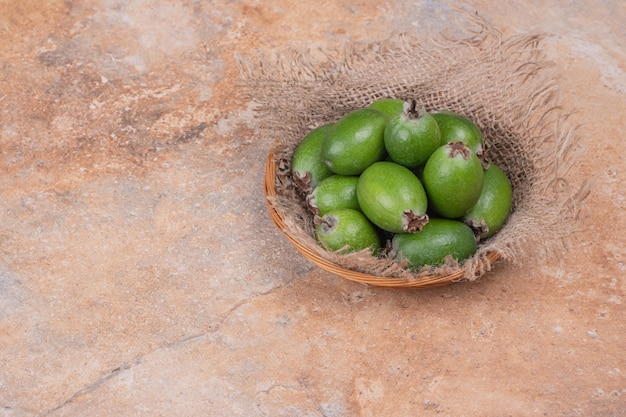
(264, 150), (501, 289)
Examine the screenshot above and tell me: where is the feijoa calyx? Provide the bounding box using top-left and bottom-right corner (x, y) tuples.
(315, 208), (380, 253)
(384, 100), (441, 169)
(463, 162), (513, 239)
(291, 123), (334, 191)
(323, 108), (388, 175)
(357, 161), (429, 234)
(307, 175), (360, 216)
(392, 218), (477, 269)
(423, 142), (484, 219)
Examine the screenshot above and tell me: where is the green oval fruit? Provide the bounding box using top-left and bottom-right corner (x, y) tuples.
(357, 161), (429, 234)
(463, 163), (513, 239)
(423, 142), (484, 219)
(368, 98), (405, 117)
(315, 208), (380, 253)
(307, 175), (360, 216)
(323, 108), (388, 175)
(384, 100), (441, 168)
(431, 111), (484, 155)
(392, 218), (477, 269)
(291, 123), (334, 191)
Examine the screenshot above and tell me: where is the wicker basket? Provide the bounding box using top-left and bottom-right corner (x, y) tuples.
(264, 151), (502, 289)
(246, 16), (586, 289)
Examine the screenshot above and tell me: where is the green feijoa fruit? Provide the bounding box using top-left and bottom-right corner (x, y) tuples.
(307, 175), (360, 216)
(384, 100), (441, 169)
(291, 123), (334, 191)
(323, 108), (388, 175)
(368, 98), (405, 117)
(463, 163), (513, 239)
(423, 142), (484, 219)
(392, 218), (477, 269)
(315, 208), (380, 253)
(357, 161), (429, 234)
(431, 110), (484, 155)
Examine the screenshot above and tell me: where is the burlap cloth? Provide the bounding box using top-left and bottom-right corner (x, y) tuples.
(238, 10), (591, 281)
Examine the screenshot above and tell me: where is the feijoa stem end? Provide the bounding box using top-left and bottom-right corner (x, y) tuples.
(403, 211), (429, 233)
(293, 171), (313, 193)
(314, 214), (336, 233)
(305, 194), (320, 215)
(448, 141), (471, 160)
(466, 218), (489, 240)
(403, 99), (426, 120)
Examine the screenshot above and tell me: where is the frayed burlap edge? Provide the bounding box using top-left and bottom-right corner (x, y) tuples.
(239, 9), (591, 282)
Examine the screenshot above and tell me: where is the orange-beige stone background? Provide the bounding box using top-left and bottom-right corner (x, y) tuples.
(0, 1), (624, 416)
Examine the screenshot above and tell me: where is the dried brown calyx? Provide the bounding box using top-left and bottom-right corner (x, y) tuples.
(478, 148), (491, 170)
(305, 193), (320, 215)
(402, 211), (429, 233)
(465, 218), (489, 239)
(314, 214), (336, 233)
(447, 141), (471, 160)
(293, 171), (313, 193)
(403, 99), (426, 120)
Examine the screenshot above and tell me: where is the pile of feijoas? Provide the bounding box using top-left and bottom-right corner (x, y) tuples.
(291, 99), (512, 271)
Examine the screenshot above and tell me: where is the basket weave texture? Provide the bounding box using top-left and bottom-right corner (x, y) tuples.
(241, 10), (589, 288)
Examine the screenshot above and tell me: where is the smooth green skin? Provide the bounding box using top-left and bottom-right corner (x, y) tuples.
(291, 123), (334, 190)
(323, 108), (388, 175)
(463, 163), (513, 239)
(357, 161), (428, 234)
(315, 208), (380, 253)
(431, 111), (484, 155)
(384, 110), (441, 168)
(423, 143), (484, 219)
(308, 175), (360, 216)
(392, 218), (477, 269)
(367, 98), (405, 117)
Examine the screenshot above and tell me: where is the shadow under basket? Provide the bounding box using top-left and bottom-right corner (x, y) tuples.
(264, 151), (502, 289)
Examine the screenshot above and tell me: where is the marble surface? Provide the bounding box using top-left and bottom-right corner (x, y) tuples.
(1, 1), (625, 416)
